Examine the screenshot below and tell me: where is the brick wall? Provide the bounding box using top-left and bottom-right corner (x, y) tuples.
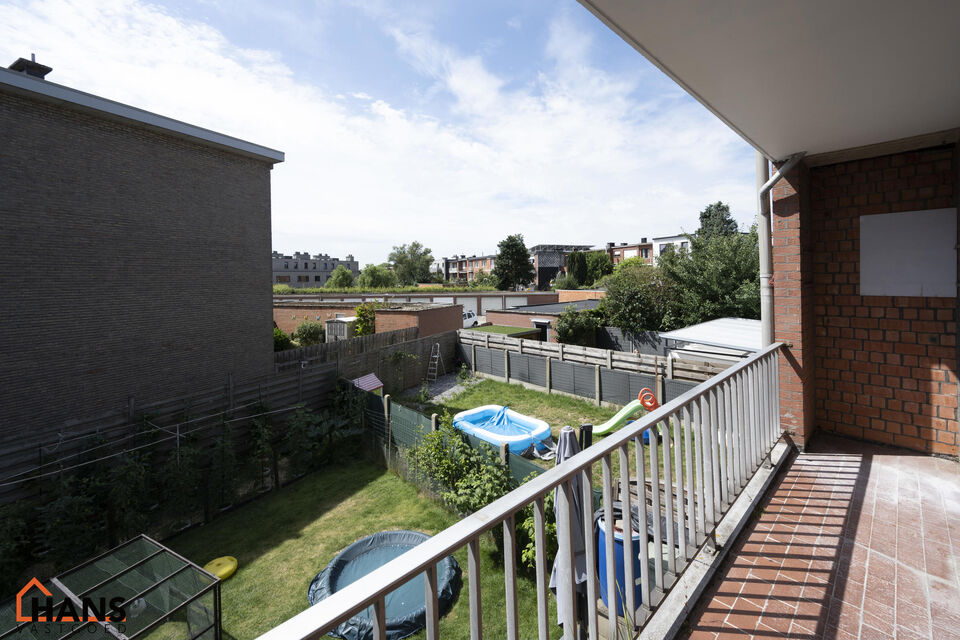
(0, 92), (276, 444)
(274, 303), (357, 334)
(377, 305), (462, 337)
(773, 144), (958, 455)
(557, 289), (607, 303)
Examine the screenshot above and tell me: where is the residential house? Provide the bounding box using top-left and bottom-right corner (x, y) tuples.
(604, 240), (653, 265)
(0, 57), (283, 441)
(528, 244), (594, 290)
(651, 233), (690, 257)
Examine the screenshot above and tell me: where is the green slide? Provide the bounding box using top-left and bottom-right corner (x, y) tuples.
(592, 398), (648, 435)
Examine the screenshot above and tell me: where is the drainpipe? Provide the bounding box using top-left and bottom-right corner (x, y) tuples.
(758, 151), (806, 346)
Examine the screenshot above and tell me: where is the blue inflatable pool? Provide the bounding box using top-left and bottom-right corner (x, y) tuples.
(308, 530), (461, 640)
(452, 405), (552, 453)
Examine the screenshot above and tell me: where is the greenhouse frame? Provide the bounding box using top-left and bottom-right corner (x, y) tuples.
(1, 535), (221, 640)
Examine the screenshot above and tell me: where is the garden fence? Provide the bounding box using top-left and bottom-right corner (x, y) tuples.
(457, 342), (701, 408)
(359, 390), (545, 488)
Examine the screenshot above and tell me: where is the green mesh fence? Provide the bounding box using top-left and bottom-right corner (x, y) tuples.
(358, 390), (546, 486)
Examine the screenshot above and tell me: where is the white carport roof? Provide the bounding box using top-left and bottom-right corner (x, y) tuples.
(578, 1), (960, 162)
(660, 318), (761, 353)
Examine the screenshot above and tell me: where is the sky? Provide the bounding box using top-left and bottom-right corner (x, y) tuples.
(0, 0), (757, 267)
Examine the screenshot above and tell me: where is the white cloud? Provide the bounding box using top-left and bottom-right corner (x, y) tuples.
(0, 0), (756, 264)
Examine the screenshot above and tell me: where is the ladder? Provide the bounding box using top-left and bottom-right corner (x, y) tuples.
(427, 343), (445, 381)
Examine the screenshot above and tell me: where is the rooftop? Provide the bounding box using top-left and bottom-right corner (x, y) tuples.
(0, 62), (284, 164)
(495, 299), (601, 314)
(660, 317), (762, 353)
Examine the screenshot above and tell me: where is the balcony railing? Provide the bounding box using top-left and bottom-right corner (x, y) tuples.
(257, 342), (784, 640)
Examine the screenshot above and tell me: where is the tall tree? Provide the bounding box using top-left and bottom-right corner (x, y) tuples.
(585, 251), (613, 285)
(566, 251), (588, 286)
(657, 224), (760, 325)
(325, 265), (355, 288)
(492, 234), (535, 290)
(697, 201), (739, 237)
(603, 262), (679, 334)
(388, 242), (434, 285)
(357, 263), (398, 288)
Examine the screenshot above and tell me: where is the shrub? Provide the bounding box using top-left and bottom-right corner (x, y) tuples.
(554, 305), (600, 347)
(354, 303), (378, 336)
(293, 321), (325, 346)
(283, 406), (321, 477)
(326, 265), (356, 288)
(274, 327), (293, 351)
(273, 284), (295, 295)
(552, 274), (580, 290)
(517, 486), (557, 574)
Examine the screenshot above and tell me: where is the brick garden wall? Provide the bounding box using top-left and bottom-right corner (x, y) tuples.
(774, 145), (959, 455)
(0, 92), (276, 445)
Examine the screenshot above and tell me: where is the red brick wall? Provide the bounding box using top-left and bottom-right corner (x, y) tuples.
(377, 305), (462, 337)
(557, 290), (607, 303)
(273, 304), (356, 334)
(774, 145), (958, 455)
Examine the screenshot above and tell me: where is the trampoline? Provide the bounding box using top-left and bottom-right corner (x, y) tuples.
(307, 530), (461, 640)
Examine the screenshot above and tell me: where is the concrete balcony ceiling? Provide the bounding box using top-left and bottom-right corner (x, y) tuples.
(579, 1), (960, 161)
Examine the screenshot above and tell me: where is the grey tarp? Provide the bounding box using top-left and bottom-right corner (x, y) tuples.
(549, 426), (587, 633)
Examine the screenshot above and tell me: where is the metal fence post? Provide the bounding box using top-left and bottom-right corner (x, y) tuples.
(594, 364), (601, 406)
(383, 394), (392, 468)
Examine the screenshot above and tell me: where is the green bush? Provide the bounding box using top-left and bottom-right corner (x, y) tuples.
(293, 321), (325, 346)
(551, 274), (580, 290)
(354, 302), (378, 336)
(282, 406), (321, 477)
(274, 327), (293, 351)
(410, 416), (515, 515)
(273, 284), (295, 295)
(554, 305), (600, 347)
(517, 485), (557, 575)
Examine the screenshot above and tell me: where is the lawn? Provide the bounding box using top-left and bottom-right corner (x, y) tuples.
(166, 459), (563, 640)
(398, 378), (686, 490)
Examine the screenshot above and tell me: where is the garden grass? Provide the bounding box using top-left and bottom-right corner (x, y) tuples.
(465, 325), (538, 336)
(166, 459), (562, 640)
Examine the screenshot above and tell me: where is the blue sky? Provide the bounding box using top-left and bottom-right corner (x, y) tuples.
(0, 0), (757, 266)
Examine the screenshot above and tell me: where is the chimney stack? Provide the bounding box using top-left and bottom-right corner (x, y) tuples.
(9, 54), (52, 79)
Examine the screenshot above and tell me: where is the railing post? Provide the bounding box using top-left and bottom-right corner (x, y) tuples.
(468, 538), (482, 640)
(503, 514), (519, 640)
(533, 498), (549, 640)
(555, 481), (577, 634)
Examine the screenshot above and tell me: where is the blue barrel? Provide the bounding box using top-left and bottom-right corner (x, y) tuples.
(596, 513), (643, 616)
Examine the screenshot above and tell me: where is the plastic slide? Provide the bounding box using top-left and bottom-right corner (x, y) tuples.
(592, 388), (660, 435)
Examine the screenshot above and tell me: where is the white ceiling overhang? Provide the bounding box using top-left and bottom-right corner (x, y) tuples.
(579, 1), (960, 162)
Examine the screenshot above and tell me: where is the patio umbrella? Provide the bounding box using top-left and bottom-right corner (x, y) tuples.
(549, 426), (587, 638)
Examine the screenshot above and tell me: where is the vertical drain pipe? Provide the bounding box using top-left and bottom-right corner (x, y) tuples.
(757, 151), (806, 346)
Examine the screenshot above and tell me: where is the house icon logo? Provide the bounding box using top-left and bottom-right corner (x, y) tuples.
(15, 577), (126, 623)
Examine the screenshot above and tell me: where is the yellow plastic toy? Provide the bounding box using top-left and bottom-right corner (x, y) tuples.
(203, 556), (238, 580)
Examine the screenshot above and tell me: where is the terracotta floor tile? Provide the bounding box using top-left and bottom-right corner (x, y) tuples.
(682, 435), (960, 640)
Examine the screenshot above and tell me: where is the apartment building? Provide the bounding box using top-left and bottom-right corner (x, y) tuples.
(273, 251), (359, 287)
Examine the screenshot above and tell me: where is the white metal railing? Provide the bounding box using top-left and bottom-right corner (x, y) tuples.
(257, 343), (784, 640)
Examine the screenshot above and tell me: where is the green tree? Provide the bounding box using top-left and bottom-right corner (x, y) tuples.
(554, 305), (600, 347)
(470, 270), (498, 289)
(657, 225), (760, 325)
(354, 302), (377, 336)
(389, 242), (435, 285)
(566, 251), (588, 286)
(357, 263), (398, 288)
(292, 321), (325, 345)
(697, 201), (739, 237)
(603, 262), (679, 334)
(492, 234), (535, 290)
(551, 273), (580, 290)
(585, 251), (613, 285)
(326, 265), (356, 288)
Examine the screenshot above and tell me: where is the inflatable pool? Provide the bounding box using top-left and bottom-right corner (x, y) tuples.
(308, 530), (461, 640)
(452, 405), (552, 453)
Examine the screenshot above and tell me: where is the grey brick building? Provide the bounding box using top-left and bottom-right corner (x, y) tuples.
(0, 58), (284, 441)
(272, 251), (359, 287)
